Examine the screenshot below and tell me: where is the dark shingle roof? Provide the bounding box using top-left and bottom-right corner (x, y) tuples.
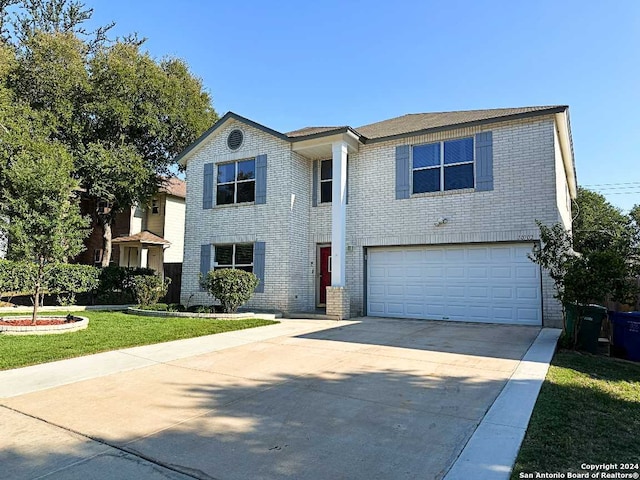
(176, 106), (568, 165)
(353, 106), (566, 140)
(286, 126), (347, 137)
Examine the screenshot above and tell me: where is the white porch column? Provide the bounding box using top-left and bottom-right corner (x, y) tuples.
(140, 247), (148, 269)
(331, 141), (348, 287)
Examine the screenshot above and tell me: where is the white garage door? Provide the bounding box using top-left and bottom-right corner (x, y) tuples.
(367, 243), (541, 325)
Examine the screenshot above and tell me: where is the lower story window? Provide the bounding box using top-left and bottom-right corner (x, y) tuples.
(214, 243), (254, 272)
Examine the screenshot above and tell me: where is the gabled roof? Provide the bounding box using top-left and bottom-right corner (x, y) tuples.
(175, 112), (289, 164)
(176, 105), (569, 165)
(112, 230), (170, 245)
(159, 177), (186, 199)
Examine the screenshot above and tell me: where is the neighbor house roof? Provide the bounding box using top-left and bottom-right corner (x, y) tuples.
(176, 106), (569, 165)
(112, 231), (170, 245)
(159, 177), (186, 199)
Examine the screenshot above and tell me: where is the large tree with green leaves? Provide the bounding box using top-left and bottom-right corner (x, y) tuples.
(572, 186), (633, 254)
(1, 0), (113, 47)
(3, 0), (217, 266)
(573, 187), (639, 295)
(630, 204), (640, 244)
(81, 41), (216, 265)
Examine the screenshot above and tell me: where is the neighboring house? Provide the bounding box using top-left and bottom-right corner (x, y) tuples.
(77, 178), (185, 278)
(177, 106), (576, 327)
(111, 177), (186, 273)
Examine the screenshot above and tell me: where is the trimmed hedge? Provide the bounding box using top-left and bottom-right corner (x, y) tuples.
(200, 269), (258, 313)
(0, 260), (99, 303)
(0, 260), (35, 295)
(96, 266), (155, 304)
(47, 263), (100, 295)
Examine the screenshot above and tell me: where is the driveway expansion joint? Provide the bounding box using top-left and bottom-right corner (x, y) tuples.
(443, 328), (561, 480)
(0, 404), (215, 480)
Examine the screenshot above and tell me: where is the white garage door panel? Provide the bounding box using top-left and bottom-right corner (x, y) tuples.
(367, 243), (542, 325)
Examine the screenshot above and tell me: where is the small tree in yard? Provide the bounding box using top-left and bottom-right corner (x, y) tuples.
(0, 143), (89, 323)
(530, 221), (638, 347)
(200, 269), (259, 313)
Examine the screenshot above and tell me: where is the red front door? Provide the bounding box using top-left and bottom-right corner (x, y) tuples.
(319, 246), (331, 305)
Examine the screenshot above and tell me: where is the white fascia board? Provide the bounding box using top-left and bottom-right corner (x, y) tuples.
(555, 111), (577, 198)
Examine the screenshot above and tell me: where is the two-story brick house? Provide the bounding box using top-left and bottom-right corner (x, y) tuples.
(177, 106), (575, 327)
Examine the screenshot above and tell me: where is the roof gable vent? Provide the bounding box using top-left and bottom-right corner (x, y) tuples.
(227, 129), (244, 151)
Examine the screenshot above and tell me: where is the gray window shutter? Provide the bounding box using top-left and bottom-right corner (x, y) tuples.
(255, 154), (267, 204)
(395, 145), (410, 199)
(475, 132), (493, 191)
(312, 160), (318, 207)
(203, 163), (214, 209)
(200, 244), (211, 291)
(254, 242), (266, 293)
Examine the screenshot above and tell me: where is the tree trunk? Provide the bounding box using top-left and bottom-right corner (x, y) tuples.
(32, 258), (45, 325)
(100, 216), (112, 267)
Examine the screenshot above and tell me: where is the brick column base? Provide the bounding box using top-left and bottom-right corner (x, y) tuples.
(326, 286), (350, 320)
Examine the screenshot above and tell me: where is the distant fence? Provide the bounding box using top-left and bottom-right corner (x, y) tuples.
(163, 262), (182, 304)
(605, 277), (640, 312)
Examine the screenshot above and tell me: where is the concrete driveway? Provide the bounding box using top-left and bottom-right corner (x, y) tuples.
(0, 317), (554, 480)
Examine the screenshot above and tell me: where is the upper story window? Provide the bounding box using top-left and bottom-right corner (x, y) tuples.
(217, 158), (255, 205)
(151, 198), (160, 215)
(214, 243), (254, 273)
(97, 200), (111, 214)
(320, 159), (332, 203)
(412, 137), (474, 194)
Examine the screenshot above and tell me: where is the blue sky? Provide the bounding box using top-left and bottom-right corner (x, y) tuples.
(87, 0), (640, 211)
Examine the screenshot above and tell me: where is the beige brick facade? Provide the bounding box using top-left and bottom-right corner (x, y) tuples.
(326, 287), (351, 320)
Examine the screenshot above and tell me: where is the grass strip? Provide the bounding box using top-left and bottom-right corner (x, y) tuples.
(512, 351), (640, 478)
(0, 311), (277, 370)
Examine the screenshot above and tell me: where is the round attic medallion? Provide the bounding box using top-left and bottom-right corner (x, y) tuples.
(227, 129), (244, 151)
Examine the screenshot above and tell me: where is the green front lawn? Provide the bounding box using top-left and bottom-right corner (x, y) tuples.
(0, 311), (277, 370)
(512, 351), (640, 478)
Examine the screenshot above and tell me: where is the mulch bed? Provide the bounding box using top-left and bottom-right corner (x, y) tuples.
(0, 317), (78, 326)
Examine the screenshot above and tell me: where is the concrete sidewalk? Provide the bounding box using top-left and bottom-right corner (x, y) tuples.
(0, 318), (559, 480)
(0, 319), (343, 398)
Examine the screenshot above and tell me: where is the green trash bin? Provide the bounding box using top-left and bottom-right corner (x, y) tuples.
(564, 304), (607, 354)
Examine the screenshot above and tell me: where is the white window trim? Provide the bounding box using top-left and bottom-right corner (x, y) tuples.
(217, 158), (256, 205)
(319, 159), (332, 204)
(213, 243), (254, 272)
(412, 138), (475, 194)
